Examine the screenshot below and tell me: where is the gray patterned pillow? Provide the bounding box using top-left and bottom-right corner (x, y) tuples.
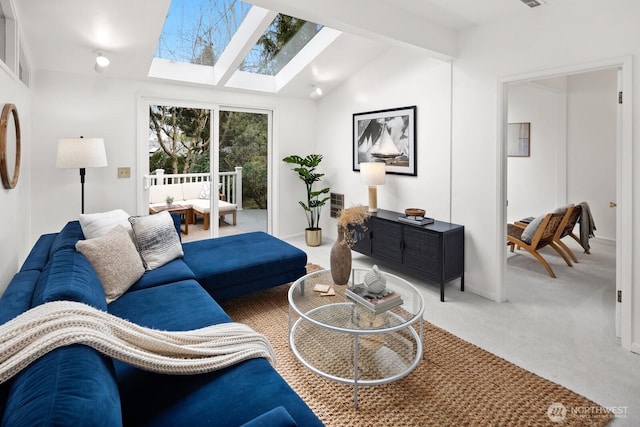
(129, 211), (184, 270)
(76, 225), (145, 302)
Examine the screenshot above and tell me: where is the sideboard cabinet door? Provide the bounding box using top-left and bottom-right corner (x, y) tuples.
(403, 226), (442, 282)
(371, 219), (403, 264)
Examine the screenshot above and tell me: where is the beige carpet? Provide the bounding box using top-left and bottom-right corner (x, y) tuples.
(221, 264), (612, 426)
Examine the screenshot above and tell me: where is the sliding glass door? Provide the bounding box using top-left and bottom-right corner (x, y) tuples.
(142, 99), (271, 240)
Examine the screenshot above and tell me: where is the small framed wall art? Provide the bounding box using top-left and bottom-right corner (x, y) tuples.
(353, 106), (416, 176)
(507, 122), (530, 157)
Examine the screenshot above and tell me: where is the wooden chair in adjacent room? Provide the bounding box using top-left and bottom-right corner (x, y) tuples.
(553, 204), (583, 264)
(507, 211), (572, 278)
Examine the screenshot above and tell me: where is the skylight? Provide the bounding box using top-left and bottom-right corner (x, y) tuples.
(150, 0), (340, 93)
(156, 0), (252, 67)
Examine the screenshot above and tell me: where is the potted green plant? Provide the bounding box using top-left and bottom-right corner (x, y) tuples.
(283, 154), (330, 246)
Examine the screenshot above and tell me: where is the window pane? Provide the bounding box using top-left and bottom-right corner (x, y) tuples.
(241, 15), (322, 76)
(155, 0), (252, 66)
(0, 2), (5, 63)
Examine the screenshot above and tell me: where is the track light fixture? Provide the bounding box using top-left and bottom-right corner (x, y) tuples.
(95, 52), (110, 73)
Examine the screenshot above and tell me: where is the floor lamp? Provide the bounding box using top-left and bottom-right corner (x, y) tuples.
(56, 137), (107, 214)
(360, 162), (386, 212)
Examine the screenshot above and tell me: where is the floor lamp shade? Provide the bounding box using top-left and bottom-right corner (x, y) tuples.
(56, 137), (108, 214)
(360, 162), (386, 212)
(56, 138), (108, 168)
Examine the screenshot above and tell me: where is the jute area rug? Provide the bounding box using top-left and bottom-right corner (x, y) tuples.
(221, 264), (612, 426)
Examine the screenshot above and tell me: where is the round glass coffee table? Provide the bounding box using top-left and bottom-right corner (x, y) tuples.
(288, 268), (424, 408)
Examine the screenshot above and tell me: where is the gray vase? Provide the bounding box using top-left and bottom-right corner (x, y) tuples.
(330, 228), (352, 285)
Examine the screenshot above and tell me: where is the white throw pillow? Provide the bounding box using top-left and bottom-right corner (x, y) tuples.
(76, 225), (145, 303)
(129, 210), (183, 270)
(521, 214), (545, 244)
(79, 209), (132, 239)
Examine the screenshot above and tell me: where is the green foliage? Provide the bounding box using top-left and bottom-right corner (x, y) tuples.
(283, 154), (330, 229)
(244, 15), (321, 75)
(219, 111), (268, 209)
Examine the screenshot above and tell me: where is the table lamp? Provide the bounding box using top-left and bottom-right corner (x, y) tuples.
(360, 162), (386, 212)
(56, 137), (107, 214)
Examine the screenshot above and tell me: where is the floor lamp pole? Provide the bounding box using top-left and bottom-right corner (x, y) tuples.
(80, 167), (86, 214)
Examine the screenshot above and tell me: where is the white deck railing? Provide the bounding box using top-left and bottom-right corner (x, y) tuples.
(146, 167), (243, 209)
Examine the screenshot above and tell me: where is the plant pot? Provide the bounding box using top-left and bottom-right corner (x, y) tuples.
(305, 228), (322, 247)
(330, 228), (352, 285)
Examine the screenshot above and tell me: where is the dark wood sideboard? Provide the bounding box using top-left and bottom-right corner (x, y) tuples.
(351, 209), (465, 302)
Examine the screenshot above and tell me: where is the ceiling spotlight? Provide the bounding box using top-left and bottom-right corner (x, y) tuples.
(310, 86), (323, 99)
(95, 52), (110, 73)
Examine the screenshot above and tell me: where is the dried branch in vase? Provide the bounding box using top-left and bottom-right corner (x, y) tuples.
(336, 205), (370, 248)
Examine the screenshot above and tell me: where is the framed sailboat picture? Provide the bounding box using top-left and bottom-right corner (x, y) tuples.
(353, 106), (417, 176)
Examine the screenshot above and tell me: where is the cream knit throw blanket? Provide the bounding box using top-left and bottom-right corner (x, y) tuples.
(0, 300), (275, 384)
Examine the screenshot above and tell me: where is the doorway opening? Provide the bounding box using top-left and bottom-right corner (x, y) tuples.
(498, 57), (633, 351)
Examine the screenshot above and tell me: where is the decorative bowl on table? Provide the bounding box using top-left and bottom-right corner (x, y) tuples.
(404, 208), (426, 218)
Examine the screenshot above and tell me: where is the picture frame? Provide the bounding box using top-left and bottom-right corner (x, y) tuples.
(353, 105), (416, 176)
(507, 122), (530, 157)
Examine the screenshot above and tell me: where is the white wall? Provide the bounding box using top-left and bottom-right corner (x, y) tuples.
(452, 0), (639, 347)
(30, 70), (317, 241)
(507, 81), (566, 223)
(0, 65), (31, 294)
(567, 69), (617, 241)
(316, 48), (452, 239)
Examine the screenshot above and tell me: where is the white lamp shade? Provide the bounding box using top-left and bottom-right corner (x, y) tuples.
(360, 162), (386, 185)
(56, 138), (108, 168)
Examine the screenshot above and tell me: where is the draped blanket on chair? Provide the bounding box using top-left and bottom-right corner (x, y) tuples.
(0, 300), (275, 384)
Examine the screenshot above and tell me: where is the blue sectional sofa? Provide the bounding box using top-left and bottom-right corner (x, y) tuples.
(0, 220), (321, 426)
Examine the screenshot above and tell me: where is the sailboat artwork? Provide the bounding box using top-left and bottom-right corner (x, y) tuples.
(354, 106), (416, 175)
(370, 128), (404, 161)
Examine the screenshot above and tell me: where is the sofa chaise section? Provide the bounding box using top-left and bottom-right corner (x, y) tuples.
(182, 231), (308, 301)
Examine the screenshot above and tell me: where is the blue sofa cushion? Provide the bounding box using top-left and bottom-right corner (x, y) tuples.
(0, 270), (41, 419)
(19, 233), (56, 272)
(2, 345), (122, 427)
(108, 279), (232, 329)
(107, 281), (321, 427)
(241, 406), (297, 427)
(113, 357), (322, 427)
(129, 258), (196, 292)
(31, 249), (108, 311)
(48, 221), (85, 257)
(182, 232), (307, 301)
(0, 270), (40, 325)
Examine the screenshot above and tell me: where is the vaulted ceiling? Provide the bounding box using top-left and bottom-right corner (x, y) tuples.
(14, 0), (550, 98)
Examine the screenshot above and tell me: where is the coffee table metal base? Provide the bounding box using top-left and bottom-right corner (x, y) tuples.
(288, 303), (423, 409)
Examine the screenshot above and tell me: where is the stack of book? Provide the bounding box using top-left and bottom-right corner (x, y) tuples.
(397, 214), (434, 226)
(345, 285), (403, 314)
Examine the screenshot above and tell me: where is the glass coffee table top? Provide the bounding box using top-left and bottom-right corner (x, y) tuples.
(289, 269), (424, 332)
